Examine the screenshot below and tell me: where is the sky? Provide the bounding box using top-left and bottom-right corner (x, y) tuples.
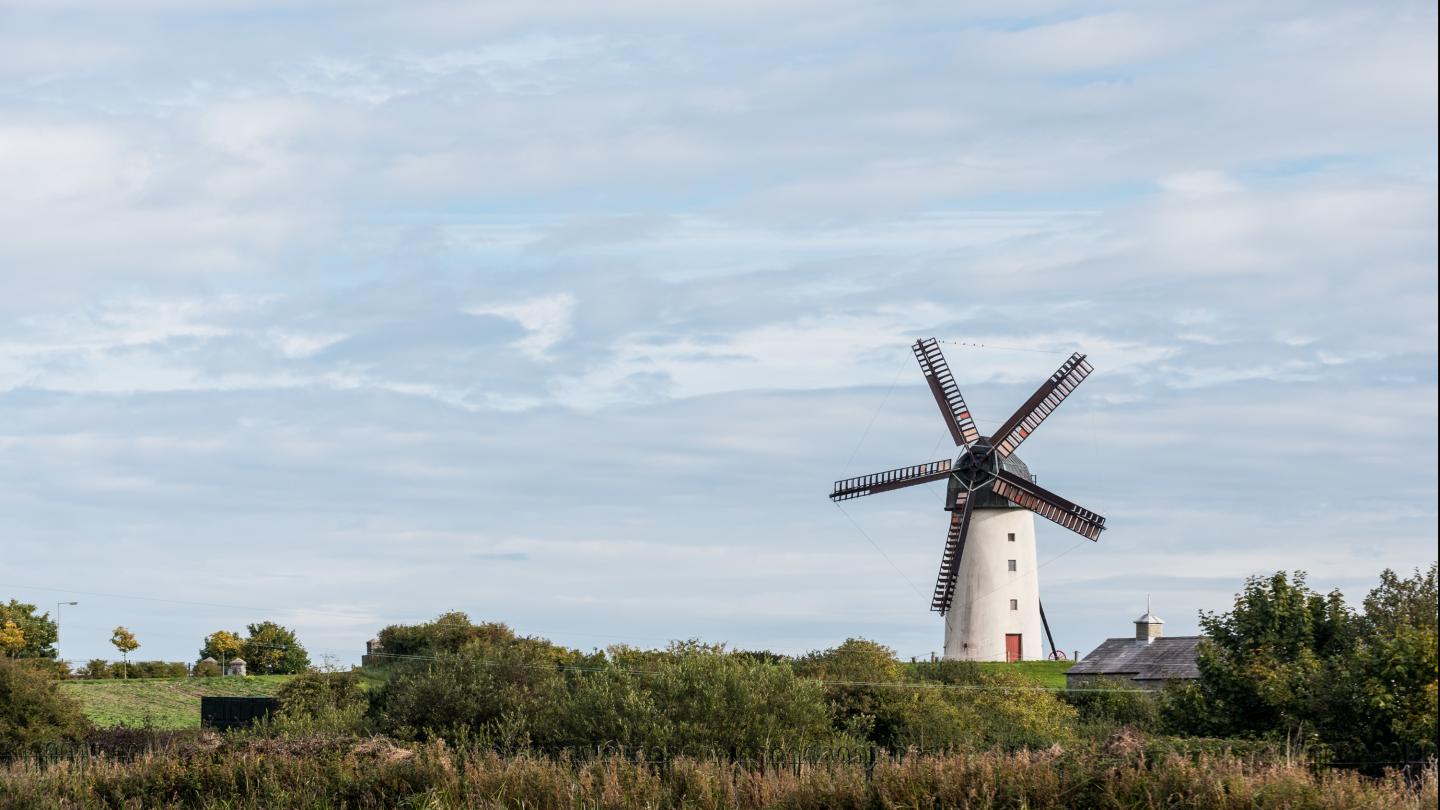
(0, 1), (1435, 668)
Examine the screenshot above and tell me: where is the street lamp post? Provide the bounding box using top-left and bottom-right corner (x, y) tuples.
(56, 601), (78, 666)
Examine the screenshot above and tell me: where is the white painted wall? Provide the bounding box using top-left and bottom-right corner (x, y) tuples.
(941, 508), (1045, 661)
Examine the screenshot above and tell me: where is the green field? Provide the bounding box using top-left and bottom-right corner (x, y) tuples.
(977, 660), (1073, 689)
(60, 675), (293, 729)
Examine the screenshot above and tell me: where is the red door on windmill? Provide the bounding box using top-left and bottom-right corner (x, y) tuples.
(1005, 634), (1023, 662)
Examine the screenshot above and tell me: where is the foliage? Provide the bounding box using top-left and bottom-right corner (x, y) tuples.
(109, 627), (139, 679)
(369, 630), (576, 747)
(1061, 677), (1162, 730)
(0, 620), (25, 658)
(373, 626), (1072, 760)
(240, 622), (310, 675)
(0, 600), (58, 660)
(1163, 565), (1438, 766)
(0, 658), (89, 756)
(910, 657), (1079, 749)
(198, 630), (243, 664)
(274, 671), (369, 733)
(75, 660), (187, 680)
(374, 611), (516, 659)
(193, 659), (222, 677)
(636, 642), (850, 758)
(0, 741), (1432, 809)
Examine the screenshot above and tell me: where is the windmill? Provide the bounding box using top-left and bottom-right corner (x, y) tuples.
(830, 338), (1106, 662)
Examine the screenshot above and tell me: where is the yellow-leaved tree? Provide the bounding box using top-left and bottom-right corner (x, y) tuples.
(0, 620), (25, 659)
(110, 626), (140, 679)
(200, 630), (243, 664)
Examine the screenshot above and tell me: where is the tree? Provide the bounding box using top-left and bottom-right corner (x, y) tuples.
(1349, 564), (1439, 761)
(110, 627), (139, 679)
(0, 658), (89, 756)
(376, 612), (514, 658)
(241, 622), (310, 674)
(1162, 566), (1438, 766)
(0, 621), (25, 659)
(0, 600), (58, 660)
(199, 630), (244, 664)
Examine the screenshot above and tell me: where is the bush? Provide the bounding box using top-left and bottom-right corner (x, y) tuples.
(1062, 678), (1162, 730)
(75, 660), (189, 679)
(193, 659), (223, 677)
(0, 658), (89, 757)
(375, 612), (516, 659)
(637, 642), (851, 758)
(272, 671), (370, 734)
(907, 658), (1078, 749)
(370, 634), (573, 746)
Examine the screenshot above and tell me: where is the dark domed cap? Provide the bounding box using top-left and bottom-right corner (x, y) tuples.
(976, 452), (1032, 507)
(947, 452), (1034, 508)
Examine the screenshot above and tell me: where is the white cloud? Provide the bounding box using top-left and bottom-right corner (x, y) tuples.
(467, 294), (577, 360)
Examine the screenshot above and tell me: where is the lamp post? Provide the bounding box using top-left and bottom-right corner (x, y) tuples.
(56, 601), (78, 665)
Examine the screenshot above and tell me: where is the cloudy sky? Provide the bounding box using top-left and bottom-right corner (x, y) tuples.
(1, 1), (1435, 667)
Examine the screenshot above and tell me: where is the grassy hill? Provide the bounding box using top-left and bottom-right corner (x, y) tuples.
(60, 675), (293, 729)
(977, 660), (1072, 689)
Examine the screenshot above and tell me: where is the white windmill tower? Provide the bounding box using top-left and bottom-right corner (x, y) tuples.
(830, 339), (1106, 661)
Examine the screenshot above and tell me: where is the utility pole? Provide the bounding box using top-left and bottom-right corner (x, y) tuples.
(56, 601), (78, 667)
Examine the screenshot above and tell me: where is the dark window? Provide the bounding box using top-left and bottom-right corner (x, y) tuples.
(1007, 560), (1017, 572)
(1008, 533), (1016, 542)
(1009, 599), (1018, 610)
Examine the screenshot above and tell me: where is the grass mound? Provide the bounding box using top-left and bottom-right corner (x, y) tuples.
(60, 675), (293, 729)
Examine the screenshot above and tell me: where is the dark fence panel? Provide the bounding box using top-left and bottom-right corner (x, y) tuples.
(200, 696), (280, 731)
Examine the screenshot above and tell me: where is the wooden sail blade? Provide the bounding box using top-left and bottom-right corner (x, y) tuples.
(991, 469), (1105, 541)
(830, 459), (953, 501)
(930, 490), (973, 615)
(913, 338), (982, 447)
(991, 352), (1092, 458)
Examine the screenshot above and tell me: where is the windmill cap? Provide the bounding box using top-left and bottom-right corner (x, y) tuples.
(1135, 611), (1164, 624)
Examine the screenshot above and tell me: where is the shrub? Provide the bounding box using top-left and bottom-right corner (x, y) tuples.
(0, 658), (89, 757)
(908, 658), (1078, 749)
(270, 671), (370, 735)
(370, 635), (570, 746)
(375, 612), (516, 659)
(1062, 677), (1162, 730)
(193, 659), (223, 678)
(638, 643), (851, 758)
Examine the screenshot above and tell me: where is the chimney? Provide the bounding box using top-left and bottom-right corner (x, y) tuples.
(1134, 596), (1164, 645)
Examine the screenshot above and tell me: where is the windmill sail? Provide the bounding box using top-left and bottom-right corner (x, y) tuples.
(991, 352), (1092, 458)
(913, 338), (981, 447)
(930, 490), (973, 615)
(991, 469), (1105, 540)
(831, 459), (953, 501)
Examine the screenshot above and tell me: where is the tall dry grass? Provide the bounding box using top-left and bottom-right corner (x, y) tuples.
(0, 737), (1433, 809)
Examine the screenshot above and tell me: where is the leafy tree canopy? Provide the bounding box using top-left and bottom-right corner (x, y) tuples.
(242, 621), (310, 675)
(1163, 565), (1438, 765)
(198, 630), (244, 663)
(0, 600), (58, 660)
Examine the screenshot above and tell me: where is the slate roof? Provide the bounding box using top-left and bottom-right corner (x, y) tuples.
(1067, 636), (1203, 682)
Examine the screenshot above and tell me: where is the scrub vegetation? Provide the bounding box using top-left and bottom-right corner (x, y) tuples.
(0, 564), (1433, 807)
